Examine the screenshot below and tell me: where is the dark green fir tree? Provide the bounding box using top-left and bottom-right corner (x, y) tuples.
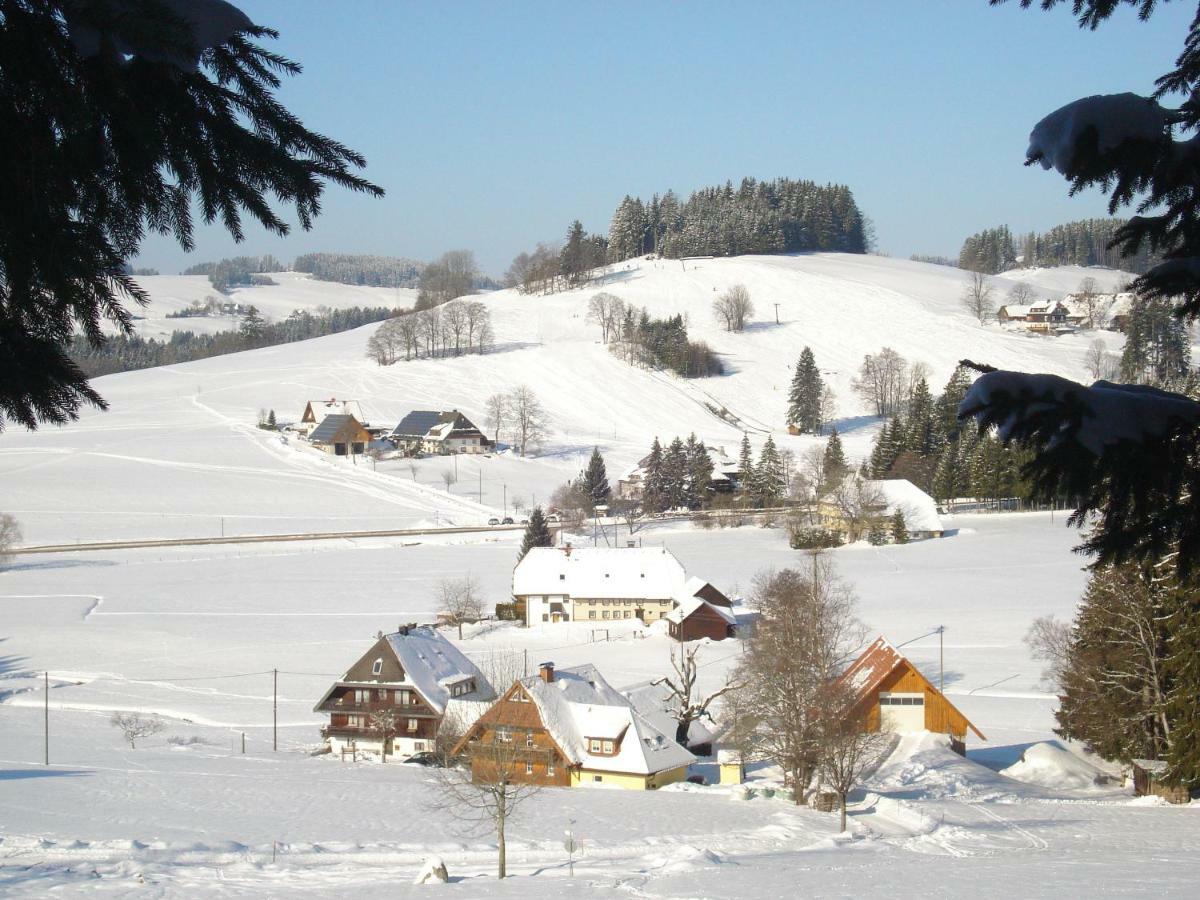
(786, 346), (824, 433)
(582, 447), (611, 506)
(518, 507), (554, 560)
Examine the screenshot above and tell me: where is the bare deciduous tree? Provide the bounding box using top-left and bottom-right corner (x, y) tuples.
(731, 555), (865, 805)
(431, 736), (542, 879)
(652, 644), (738, 749)
(1074, 276), (1113, 330)
(508, 385), (549, 457)
(0, 513), (21, 565)
(484, 393), (509, 445)
(712, 284), (754, 332)
(110, 712), (164, 749)
(441, 300), (469, 355)
(851, 347), (909, 417)
(1006, 281), (1036, 307)
(818, 385), (838, 434)
(829, 476), (886, 542)
(816, 685), (892, 832)
(586, 292), (626, 343)
(441, 469), (456, 491)
(438, 576), (484, 640)
(961, 271), (996, 325)
(1085, 338), (1121, 381)
(1025, 614), (1073, 691)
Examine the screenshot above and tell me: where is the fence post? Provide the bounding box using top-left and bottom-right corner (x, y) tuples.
(273, 669), (278, 752)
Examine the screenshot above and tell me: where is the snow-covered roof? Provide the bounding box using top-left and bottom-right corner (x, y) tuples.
(513, 547), (687, 600)
(520, 665), (695, 776)
(382, 627), (495, 715)
(664, 595), (737, 627)
(623, 683), (715, 747)
(305, 399), (365, 424)
(865, 479), (943, 533)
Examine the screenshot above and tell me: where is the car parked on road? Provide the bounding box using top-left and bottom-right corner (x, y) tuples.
(502, 516), (514, 525)
(401, 751), (443, 767)
(487, 517), (500, 526)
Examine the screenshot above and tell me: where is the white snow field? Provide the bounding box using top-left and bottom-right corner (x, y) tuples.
(1, 254), (1135, 546)
(121, 272), (416, 340)
(2, 512), (1199, 896)
(4, 256), (1197, 895)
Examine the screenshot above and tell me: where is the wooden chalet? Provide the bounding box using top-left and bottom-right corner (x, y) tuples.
(666, 595), (737, 642)
(390, 410), (488, 456)
(308, 414), (371, 457)
(837, 636), (984, 755)
(314, 625), (495, 758)
(453, 662), (694, 790)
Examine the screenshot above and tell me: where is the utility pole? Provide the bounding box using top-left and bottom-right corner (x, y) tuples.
(44, 671), (49, 765)
(774, 302), (780, 324)
(938, 626), (945, 693)
(503, 484), (507, 517)
(478, 468), (482, 504)
(273, 668), (278, 752)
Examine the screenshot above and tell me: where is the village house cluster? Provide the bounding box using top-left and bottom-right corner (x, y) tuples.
(293, 397), (489, 458)
(997, 290), (1134, 335)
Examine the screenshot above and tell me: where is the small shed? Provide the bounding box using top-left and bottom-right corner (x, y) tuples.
(1132, 759), (1191, 805)
(666, 597), (736, 643)
(309, 414), (370, 456)
(718, 748), (744, 785)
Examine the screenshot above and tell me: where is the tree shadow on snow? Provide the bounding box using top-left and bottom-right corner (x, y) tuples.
(1, 558), (118, 574)
(0, 768), (91, 781)
(824, 415), (879, 434)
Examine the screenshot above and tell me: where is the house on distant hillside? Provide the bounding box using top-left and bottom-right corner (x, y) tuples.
(299, 398), (367, 436)
(314, 624), (495, 758)
(308, 414), (371, 456)
(836, 636), (984, 755)
(453, 662), (694, 790)
(617, 445), (740, 500)
(666, 595), (737, 642)
(818, 478), (944, 542)
(514, 545), (707, 626)
(390, 410), (489, 456)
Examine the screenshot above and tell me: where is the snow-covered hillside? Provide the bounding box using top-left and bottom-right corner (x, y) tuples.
(2, 254), (1134, 545)
(123, 272), (416, 340)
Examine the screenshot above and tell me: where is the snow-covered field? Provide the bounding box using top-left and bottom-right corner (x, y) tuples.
(3, 256), (1197, 895)
(2, 255), (1137, 546)
(121, 272), (416, 340)
(2, 513), (1198, 896)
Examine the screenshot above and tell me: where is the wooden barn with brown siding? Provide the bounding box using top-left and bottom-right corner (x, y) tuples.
(838, 636), (984, 755)
(665, 596), (737, 642)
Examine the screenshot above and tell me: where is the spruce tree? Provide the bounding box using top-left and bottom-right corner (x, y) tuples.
(822, 428), (849, 490)
(933, 366), (973, 445)
(1165, 574), (1200, 787)
(867, 519), (888, 546)
(685, 434), (713, 509)
(0, 1), (382, 431)
(582, 447), (611, 506)
(737, 433), (755, 497)
(891, 510), (909, 544)
(786, 347), (824, 433)
(642, 439), (666, 513)
(239, 305), (266, 343)
(267, 409), (276, 428)
(756, 435), (785, 504)
(904, 379), (935, 457)
(518, 507), (554, 561)
(663, 437), (689, 510)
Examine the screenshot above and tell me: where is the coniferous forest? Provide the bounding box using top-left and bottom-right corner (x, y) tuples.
(958, 219), (1161, 274)
(606, 177), (869, 263)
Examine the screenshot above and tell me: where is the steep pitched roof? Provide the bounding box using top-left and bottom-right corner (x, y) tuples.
(513, 546), (687, 600)
(865, 478), (943, 533)
(665, 595), (737, 627)
(304, 399), (365, 424)
(384, 627), (495, 714)
(518, 665), (694, 775)
(392, 410), (443, 439)
(838, 636), (984, 740)
(309, 414), (365, 444)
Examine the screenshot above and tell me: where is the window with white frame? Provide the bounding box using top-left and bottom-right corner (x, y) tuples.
(371, 658), (383, 676)
(497, 728), (513, 743)
(525, 761), (533, 775)
(407, 718), (418, 732)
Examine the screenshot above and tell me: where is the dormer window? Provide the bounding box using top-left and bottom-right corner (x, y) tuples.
(371, 658), (383, 676)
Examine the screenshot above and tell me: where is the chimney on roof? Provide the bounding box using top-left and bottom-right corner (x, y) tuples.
(539, 661), (555, 683)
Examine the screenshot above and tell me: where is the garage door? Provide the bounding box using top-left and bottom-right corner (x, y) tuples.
(879, 692), (925, 732)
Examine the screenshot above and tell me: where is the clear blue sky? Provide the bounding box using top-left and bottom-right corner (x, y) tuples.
(135, 0), (1191, 277)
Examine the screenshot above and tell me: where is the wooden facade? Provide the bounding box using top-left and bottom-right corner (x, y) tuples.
(668, 603), (735, 642)
(839, 637), (984, 753)
(454, 681), (572, 787)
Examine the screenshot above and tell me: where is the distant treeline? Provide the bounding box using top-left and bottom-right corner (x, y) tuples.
(293, 252), (423, 288)
(606, 177), (869, 262)
(71, 306), (399, 377)
(958, 219), (1161, 275)
(182, 255), (284, 293)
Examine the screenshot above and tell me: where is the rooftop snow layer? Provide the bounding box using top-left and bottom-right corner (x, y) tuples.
(513, 547), (688, 600)
(382, 627), (495, 715)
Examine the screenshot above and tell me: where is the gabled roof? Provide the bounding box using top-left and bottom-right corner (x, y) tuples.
(866, 478), (943, 533)
(304, 399), (365, 424)
(392, 410), (444, 439)
(838, 636), (985, 740)
(665, 595), (737, 627)
(313, 626), (495, 716)
(515, 665), (694, 775)
(513, 546), (687, 600)
(309, 414), (367, 444)
(623, 682), (715, 747)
